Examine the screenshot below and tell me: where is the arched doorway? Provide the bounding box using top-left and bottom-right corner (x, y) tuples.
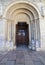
(4, 1), (41, 50)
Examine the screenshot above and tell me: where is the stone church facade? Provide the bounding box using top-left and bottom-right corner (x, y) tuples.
(0, 0), (45, 51)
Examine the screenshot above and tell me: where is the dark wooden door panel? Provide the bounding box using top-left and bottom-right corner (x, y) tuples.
(16, 22), (29, 46)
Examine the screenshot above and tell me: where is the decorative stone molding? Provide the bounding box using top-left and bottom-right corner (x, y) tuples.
(2, 1), (41, 50)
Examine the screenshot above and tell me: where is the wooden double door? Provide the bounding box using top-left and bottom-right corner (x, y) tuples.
(16, 22), (29, 46)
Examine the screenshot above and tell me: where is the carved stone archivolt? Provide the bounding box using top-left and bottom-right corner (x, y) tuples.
(3, 1), (40, 50)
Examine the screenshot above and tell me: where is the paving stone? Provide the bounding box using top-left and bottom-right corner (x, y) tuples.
(0, 55), (4, 61)
(8, 56), (16, 61)
(33, 61), (44, 65)
(0, 48), (45, 65)
(16, 64), (24, 65)
(6, 61), (15, 65)
(24, 55), (34, 65)
(31, 55), (40, 61)
(1, 58), (8, 63)
(16, 55), (24, 58)
(16, 58), (24, 64)
(25, 60), (34, 65)
(0, 63), (6, 65)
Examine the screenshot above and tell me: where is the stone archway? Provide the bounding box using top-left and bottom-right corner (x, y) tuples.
(4, 1), (41, 50)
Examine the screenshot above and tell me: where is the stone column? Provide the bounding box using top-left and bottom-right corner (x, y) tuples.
(31, 20), (34, 50)
(28, 22), (31, 49)
(10, 21), (15, 49)
(7, 21), (14, 49)
(31, 20), (36, 50)
(34, 20), (36, 50)
(11, 21), (13, 41)
(13, 22), (16, 48)
(4, 19), (8, 48)
(36, 19), (40, 48)
(8, 21), (11, 42)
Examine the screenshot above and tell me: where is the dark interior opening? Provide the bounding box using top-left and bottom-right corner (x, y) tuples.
(16, 22), (29, 47)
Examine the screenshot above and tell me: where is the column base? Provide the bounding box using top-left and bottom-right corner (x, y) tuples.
(28, 45), (36, 51)
(13, 45), (16, 49)
(28, 45), (32, 49)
